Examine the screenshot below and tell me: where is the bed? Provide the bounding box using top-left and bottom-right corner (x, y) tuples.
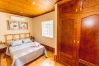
(5, 33), (47, 66)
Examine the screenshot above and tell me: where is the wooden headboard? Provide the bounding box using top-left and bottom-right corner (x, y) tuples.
(5, 33), (30, 45)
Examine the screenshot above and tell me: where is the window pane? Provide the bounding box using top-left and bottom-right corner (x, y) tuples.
(42, 20), (53, 38)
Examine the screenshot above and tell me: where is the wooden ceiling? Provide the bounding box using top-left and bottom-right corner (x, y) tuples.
(0, 0), (72, 18)
(0, 0), (59, 17)
(0, 0), (71, 18)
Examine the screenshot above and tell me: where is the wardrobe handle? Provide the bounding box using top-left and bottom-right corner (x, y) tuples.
(74, 40), (76, 43)
(77, 40), (79, 44)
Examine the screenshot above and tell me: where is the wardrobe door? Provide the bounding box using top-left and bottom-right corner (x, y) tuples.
(59, 18), (77, 66)
(61, 19), (75, 55)
(79, 15), (99, 66)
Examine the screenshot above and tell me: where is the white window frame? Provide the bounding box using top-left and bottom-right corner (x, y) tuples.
(42, 20), (53, 38)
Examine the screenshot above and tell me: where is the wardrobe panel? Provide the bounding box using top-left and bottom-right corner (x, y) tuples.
(61, 18), (75, 55)
(80, 15), (99, 65)
(83, 0), (99, 8)
(56, 1), (80, 66)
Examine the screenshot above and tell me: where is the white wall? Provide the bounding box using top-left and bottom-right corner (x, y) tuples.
(0, 11), (57, 49)
(31, 11), (56, 48)
(0, 12), (34, 42)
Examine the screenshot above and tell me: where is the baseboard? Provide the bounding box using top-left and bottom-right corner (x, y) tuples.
(54, 55), (58, 61)
(41, 44), (55, 52)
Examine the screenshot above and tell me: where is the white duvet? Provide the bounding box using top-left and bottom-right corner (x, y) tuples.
(6, 42), (47, 66)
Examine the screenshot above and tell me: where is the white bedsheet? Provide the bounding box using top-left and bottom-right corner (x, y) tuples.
(6, 42), (47, 66)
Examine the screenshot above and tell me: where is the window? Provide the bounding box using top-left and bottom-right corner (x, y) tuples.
(42, 20), (53, 38)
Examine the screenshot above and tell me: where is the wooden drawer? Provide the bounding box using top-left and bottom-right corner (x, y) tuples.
(79, 59), (97, 66)
(59, 53), (76, 66)
(79, 63), (87, 66)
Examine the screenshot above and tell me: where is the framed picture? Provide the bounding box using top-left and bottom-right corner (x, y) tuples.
(7, 20), (19, 30)
(19, 22), (28, 30)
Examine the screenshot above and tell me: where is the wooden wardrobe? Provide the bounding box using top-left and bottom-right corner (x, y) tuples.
(55, 0), (99, 66)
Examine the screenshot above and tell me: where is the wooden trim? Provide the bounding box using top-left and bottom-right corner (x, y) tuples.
(41, 44), (55, 53)
(57, 0), (71, 5)
(79, 59), (97, 66)
(54, 55), (59, 61)
(55, 4), (58, 55)
(32, 10), (54, 18)
(55, 3), (61, 55)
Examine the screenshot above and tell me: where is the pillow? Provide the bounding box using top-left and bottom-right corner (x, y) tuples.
(33, 42), (40, 46)
(10, 40), (23, 46)
(30, 42), (40, 47)
(23, 38), (32, 43)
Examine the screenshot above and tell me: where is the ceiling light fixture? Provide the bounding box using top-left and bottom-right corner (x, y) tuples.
(20, 12), (23, 13)
(32, 1), (36, 5)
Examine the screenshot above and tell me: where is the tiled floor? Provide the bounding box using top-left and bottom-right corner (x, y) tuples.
(0, 51), (65, 66)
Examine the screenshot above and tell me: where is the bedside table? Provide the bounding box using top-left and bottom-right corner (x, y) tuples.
(0, 44), (7, 53)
